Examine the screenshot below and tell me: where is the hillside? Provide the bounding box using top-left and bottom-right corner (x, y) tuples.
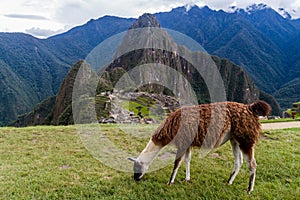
(2, 4), (300, 125)
(0, 33), (70, 126)
(156, 6), (295, 92)
(0, 17), (134, 126)
(12, 14), (280, 127)
(155, 5), (300, 109)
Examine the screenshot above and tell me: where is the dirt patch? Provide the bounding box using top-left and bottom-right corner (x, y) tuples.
(262, 121), (300, 130)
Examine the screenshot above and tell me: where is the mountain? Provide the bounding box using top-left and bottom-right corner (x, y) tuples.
(155, 4), (300, 109)
(0, 16), (134, 126)
(0, 33), (70, 126)
(45, 16), (135, 64)
(291, 18), (300, 28)
(2, 4), (300, 125)
(11, 14), (280, 127)
(156, 5), (295, 91)
(277, 8), (292, 19)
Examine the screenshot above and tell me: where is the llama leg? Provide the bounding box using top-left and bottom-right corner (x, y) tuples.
(168, 151), (184, 185)
(185, 147), (192, 182)
(243, 148), (257, 194)
(239, 148), (243, 165)
(228, 139), (243, 185)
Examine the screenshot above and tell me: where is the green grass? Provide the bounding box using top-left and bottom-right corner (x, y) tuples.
(0, 125), (299, 199)
(120, 96), (166, 121)
(260, 118), (299, 123)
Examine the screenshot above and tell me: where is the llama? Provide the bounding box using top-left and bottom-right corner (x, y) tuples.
(128, 100), (271, 194)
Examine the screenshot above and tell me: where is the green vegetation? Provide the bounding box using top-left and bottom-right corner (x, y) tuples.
(0, 17), (134, 126)
(282, 101), (300, 120)
(273, 79), (300, 110)
(285, 109), (300, 119)
(260, 118), (299, 123)
(95, 95), (111, 119)
(0, 125), (299, 199)
(120, 95), (165, 121)
(0, 33), (71, 126)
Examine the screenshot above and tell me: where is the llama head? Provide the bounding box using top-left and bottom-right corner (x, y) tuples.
(128, 157), (149, 181)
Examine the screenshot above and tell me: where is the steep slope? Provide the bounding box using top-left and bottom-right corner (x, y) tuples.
(0, 17), (134, 126)
(206, 21), (285, 92)
(291, 19), (300, 28)
(51, 61), (84, 125)
(45, 16), (135, 64)
(0, 33), (70, 125)
(0, 60), (37, 126)
(285, 33), (300, 80)
(11, 14), (281, 126)
(155, 5), (300, 109)
(9, 96), (56, 127)
(273, 78), (300, 109)
(242, 4), (297, 48)
(156, 5), (295, 93)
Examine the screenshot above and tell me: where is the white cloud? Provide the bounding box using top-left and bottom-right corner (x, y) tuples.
(0, 0), (299, 38)
(25, 27), (65, 38)
(4, 14), (48, 20)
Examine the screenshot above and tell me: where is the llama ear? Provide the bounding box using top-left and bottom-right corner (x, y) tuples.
(128, 157), (137, 162)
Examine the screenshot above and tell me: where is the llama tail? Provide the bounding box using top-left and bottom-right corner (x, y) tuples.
(249, 100), (271, 116)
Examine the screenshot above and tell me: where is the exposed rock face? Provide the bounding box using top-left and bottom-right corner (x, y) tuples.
(52, 61), (83, 125)
(107, 14), (268, 105)
(130, 13), (161, 29)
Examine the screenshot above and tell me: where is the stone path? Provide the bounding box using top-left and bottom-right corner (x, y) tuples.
(262, 121), (300, 130)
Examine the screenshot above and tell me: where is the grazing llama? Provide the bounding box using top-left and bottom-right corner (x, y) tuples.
(128, 100), (271, 194)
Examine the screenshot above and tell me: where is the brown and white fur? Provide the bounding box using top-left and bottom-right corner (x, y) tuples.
(129, 100), (271, 194)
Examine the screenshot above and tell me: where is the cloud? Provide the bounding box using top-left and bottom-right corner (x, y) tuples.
(4, 14), (48, 20)
(25, 27), (64, 38)
(47, 0), (300, 29)
(1, 0), (300, 36)
(53, 1), (95, 25)
(52, 0), (187, 25)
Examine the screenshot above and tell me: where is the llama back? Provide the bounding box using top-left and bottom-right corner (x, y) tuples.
(151, 103), (231, 149)
(151, 100), (271, 150)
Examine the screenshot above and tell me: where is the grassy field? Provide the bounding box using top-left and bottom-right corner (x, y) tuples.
(260, 118), (299, 123)
(0, 125), (299, 199)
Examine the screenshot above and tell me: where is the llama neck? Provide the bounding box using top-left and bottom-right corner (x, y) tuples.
(138, 139), (163, 165)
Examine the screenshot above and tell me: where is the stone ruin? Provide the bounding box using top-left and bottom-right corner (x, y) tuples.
(98, 92), (180, 124)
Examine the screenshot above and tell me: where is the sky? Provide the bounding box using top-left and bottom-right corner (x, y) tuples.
(1, 0), (300, 38)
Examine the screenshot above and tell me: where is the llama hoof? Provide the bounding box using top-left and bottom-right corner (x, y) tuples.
(185, 179), (190, 183)
(246, 189), (253, 194)
(167, 182), (174, 186)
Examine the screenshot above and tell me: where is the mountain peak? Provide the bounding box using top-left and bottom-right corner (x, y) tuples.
(184, 2), (197, 12)
(245, 3), (269, 13)
(226, 3), (270, 14)
(130, 13), (161, 29)
(225, 3), (298, 19)
(278, 8), (292, 19)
